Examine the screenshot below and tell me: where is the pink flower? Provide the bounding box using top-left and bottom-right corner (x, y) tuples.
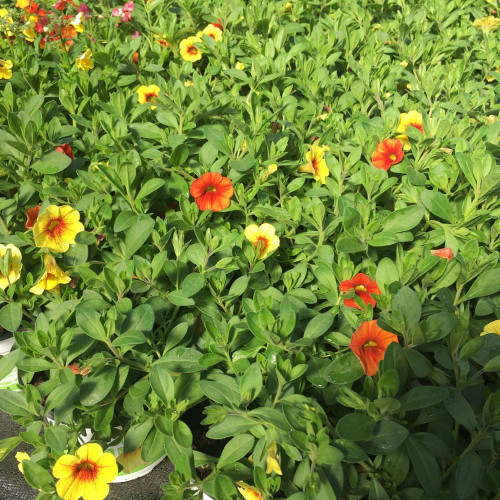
(112, 1), (134, 22)
(77, 2), (91, 19)
(131, 30), (140, 39)
(430, 248), (454, 261)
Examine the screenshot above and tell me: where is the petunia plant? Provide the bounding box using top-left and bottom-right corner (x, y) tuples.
(0, 0), (499, 499)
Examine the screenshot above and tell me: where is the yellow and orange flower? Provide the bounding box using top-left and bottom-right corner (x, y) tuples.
(298, 144), (330, 184)
(70, 12), (85, 33)
(473, 16), (500, 33)
(15, 452), (30, 474)
(244, 223), (280, 260)
(236, 481), (263, 500)
(190, 172), (234, 211)
(266, 442), (282, 475)
(75, 49), (93, 71)
(0, 59), (13, 80)
(137, 85), (160, 109)
(481, 320), (500, 337)
(30, 254), (71, 296)
(52, 443), (118, 500)
(33, 205), (84, 253)
(197, 24), (223, 42)
(179, 36), (203, 62)
(396, 110), (424, 150)
(0, 244), (22, 290)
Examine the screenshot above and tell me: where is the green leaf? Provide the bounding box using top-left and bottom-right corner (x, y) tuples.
(76, 309), (107, 341)
(484, 355), (500, 372)
(124, 420), (154, 453)
(142, 427), (166, 462)
(32, 151), (71, 174)
(173, 420), (193, 448)
(45, 426), (68, 451)
(239, 363), (262, 404)
(336, 413), (375, 441)
(136, 178), (165, 200)
(0, 389), (30, 416)
(217, 434), (255, 469)
(122, 304), (155, 334)
(16, 358), (55, 372)
(124, 216), (155, 260)
(444, 390), (478, 434)
(304, 313), (334, 339)
(324, 352), (364, 384)
(171, 144), (189, 167)
(112, 330), (147, 347)
(368, 232), (399, 247)
(204, 125), (231, 156)
(336, 236), (365, 253)
(181, 273), (205, 297)
(75, 231), (97, 245)
(0, 303), (22, 332)
(206, 415), (257, 439)
(0, 436), (22, 461)
(406, 435), (441, 496)
(464, 268), (500, 300)
(454, 452), (482, 499)
(399, 386), (449, 411)
(167, 290), (195, 306)
(158, 347), (203, 373)
(361, 421), (408, 455)
(150, 363), (174, 405)
(43, 384), (76, 415)
(382, 206), (425, 233)
(420, 190), (454, 222)
(80, 366), (117, 405)
(392, 286), (421, 332)
(23, 459), (56, 491)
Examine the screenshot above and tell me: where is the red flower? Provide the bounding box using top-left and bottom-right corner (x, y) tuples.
(371, 139), (404, 171)
(431, 248), (453, 261)
(25, 205), (41, 229)
(190, 172), (234, 212)
(55, 143), (74, 161)
(350, 320), (399, 376)
(339, 273), (381, 309)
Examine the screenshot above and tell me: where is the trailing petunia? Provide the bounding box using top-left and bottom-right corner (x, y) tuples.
(33, 205), (84, 253)
(197, 24), (223, 42)
(430, 247), (454, 261)
(190, 172), (233, 212)
(137, 85), (160, 109)
(298, 144), (329, 184)
(55, 143), (74, 160)
(30, 254), (71, 295)
(396, 110), (424, 150)
(0, 244), (22, 290)
(371, 139), (404, 170)
(350, 320), (399, 376)
(179, 36), (203, 62)
(244, 223), (280, 260)
(52, 443), (118, 500)
(339, 273), (381, 309)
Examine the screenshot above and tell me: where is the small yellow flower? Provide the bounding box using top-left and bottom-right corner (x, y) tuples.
(15, 0), (30, 7)
(372, 23), (381, 31)
(440, 147), (453, 155)
(0, 59), (13, 80)
(316, 113), (328, 121)
(266, 442), (282, 475)
(298, 145), (330, 184)
(184, 80), (194, 87)
(70, 12), (85, 33)
(236, 482), (263, 500)
(75, 49), (93, 71)
(179, 36), (203, 62)
(197, 24), (223, 42)
(485, 115), (499, 124)
(235, 61), (245, 70)
(0, 244), (22, 290)
(406, 83), (413, 92)
(137, 84), (160, 109)
(285, 1), (292, 12)
(481, 320), (500, 336)
(396, 110), (424, 150)
(53, 443), (118, 500)
(245, 223), (280, 260)
(33, 205), (85, 253)
(400, 60), (408, 67)
(260, 163), (277, 182)
(473, 16), (500, 33)
(15, 452), (30, 474)
(30, 254), (71, 296)
(0, 9), (14, 37)
(486, 67), (500, 82)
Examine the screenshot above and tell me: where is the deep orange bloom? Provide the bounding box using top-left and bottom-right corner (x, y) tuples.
(339, 273), (381, 309)
(431, 247), (453, 261)
(371, 139), (404, 170)
(190, 172), (234, 212)
(350, 320), (399, 376)
(25, 205), (41, 229)
(132, 51), (139, 64)
(55, 143), (74, 161)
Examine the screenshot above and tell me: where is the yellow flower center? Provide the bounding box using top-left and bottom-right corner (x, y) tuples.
(389, 154), (397, 161)
(188, 46), (198, 55)
(48, 220), (61, 231)
(355, 285), (367, 292)
(362, 340), (378, 350)
(204, 185), (216, 192)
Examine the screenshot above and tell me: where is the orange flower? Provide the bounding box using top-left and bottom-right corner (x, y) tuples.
(430, 248), (453, 261)
(25, 205), (41, 229)
(190, 172), (234, 212)
(339, 273), (381, 309)
(55, 143), (74, 161)
(350, 320), (399, 376)
(371, 139), (404, 170)
(132, 51), (139, 64)
(68, 364), (91, 377)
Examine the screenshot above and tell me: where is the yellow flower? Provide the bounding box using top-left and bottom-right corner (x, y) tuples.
(15, 452), (30, 474)
(372, 23), (381, 30)
(298, 145), (330, 184)
(235, 61), (245, 70)
(406, 83), (413, 92)
(15, 0), (30, 7)
(486, 67), (500, 82)
(184, 80), (194, 87)
(75, 49), (93, 71)
(236, 481), (263, 500)
(0, 244), (22, 290)
(400, 60), (408, 67)
(396, 110), (424, 150)
(53, 443), (118, 500)
(316, 113), (328, 121)
(197, 24), (223, 42)
(0, 59), (13, 80)
(70, 12), (85, 33)
(33, 205), (84, 253)
(285, 1), (292, 11)
(22, 16), (37, 41)
(30, 254), (71, 296)
(0, 9), (14, 36)
(266, 442), (282, 475)
(244, 223), (280, 260)
(481, 320), (500, 336)
(137, 85), (160, 109)
(179, 36), (203, 62)
(260, 163), (277, 182)
(473, 16), (500, 33)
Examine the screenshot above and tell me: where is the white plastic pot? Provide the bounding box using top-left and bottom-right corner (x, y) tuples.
(0, 334), (18, 390)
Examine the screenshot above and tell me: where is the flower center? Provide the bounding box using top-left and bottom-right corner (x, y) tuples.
(204, 185), (216, 193)
(362, 340), (378, 350)
(255, 236), (269, 253)
(76, 460), (97, 481)
(355, 285), (367, 292)
(48, 219), (61, 231)
(389, 153), (397, 161)
(144, 92), (157, 102)
(188, 46), (198, 55)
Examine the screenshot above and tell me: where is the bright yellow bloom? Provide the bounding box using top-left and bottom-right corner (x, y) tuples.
(15, 0), (30, 7)
(30, 254), (71, 296)
(15, 452), (30, 474)
(70, 12), (85, 33)
(244, 223), (280, 260)
(22, 15), (37, 41)
(285, 2), (292, 11)
(396, 110), (424, 150)
(0, 59), (13, 80)
(400, 60), (408, 67)
(197, 24), (223, 42)
(486, 67), (500, 82)
(179, 36), (203, 62)
(235, 61), (245, 70)
(0, 244), (22, 290)
(137, 85), (160, 109)
(75, 49), (93, 71)
(266, 442), (282, 475)
(33, 205), (84, 253)
(236, 482), (263, 500)
(260, 163), (277, 182)
(473, 16), (500, 33)
(298, 145), (330, 184)
(480, 320), (500, 336)
(53, 443), (118, 500)
(184, 80), (194, 87)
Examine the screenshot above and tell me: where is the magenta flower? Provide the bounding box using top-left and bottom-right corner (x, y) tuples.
(112, 1), (134, 22)
(131, 30), (140, 39)
(78, 2), (92, 19)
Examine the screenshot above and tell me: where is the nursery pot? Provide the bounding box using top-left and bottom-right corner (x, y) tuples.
(0, 332), (19, 390)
